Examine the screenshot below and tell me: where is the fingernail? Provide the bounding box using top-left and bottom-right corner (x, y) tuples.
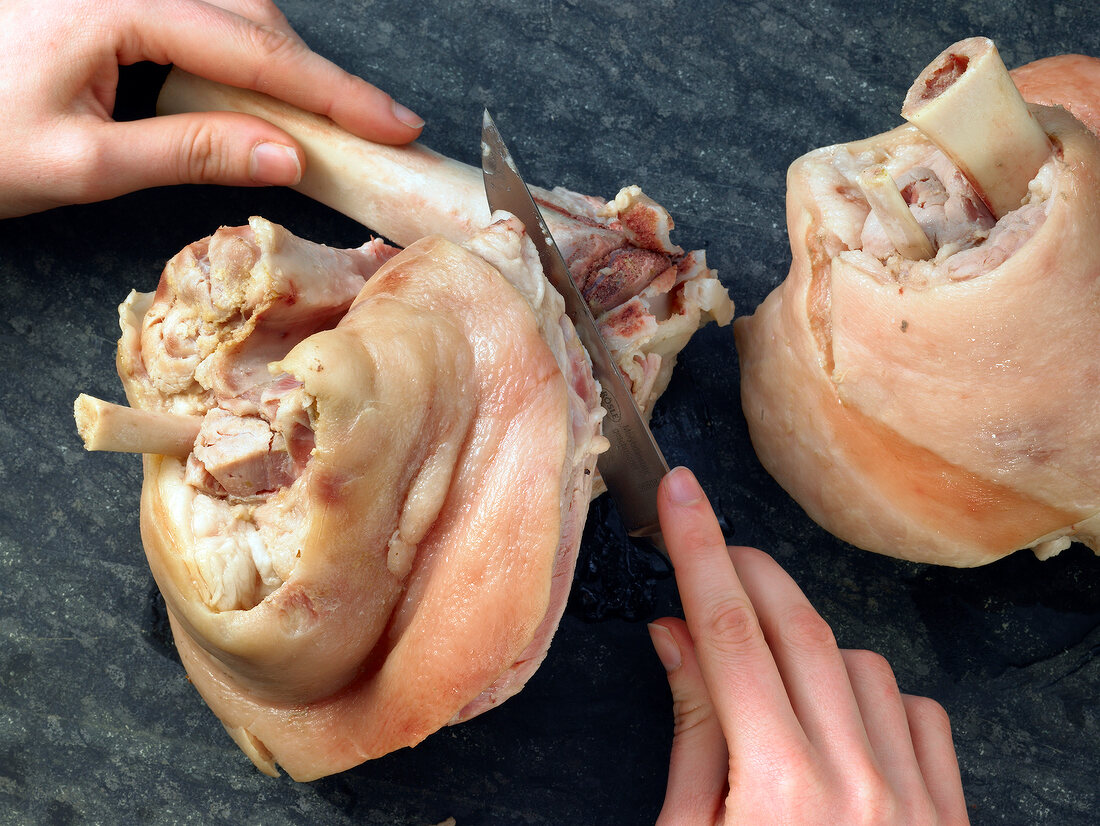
(249, 142), (302, 185)
(391, 100), (425, 129)
(647, 623), (682, 672)
(664, 466), (702, 505)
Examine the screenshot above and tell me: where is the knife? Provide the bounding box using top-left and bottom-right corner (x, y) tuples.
(480, 110), (670, 548)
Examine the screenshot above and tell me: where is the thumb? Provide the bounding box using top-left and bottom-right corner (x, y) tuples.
(87, 111), (304, 199)
(649, 618), (730, 825)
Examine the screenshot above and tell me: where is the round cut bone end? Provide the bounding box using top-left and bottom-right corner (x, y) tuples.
(902, 36), (1052, 219)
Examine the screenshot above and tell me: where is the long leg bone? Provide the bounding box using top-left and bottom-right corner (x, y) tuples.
(156, 70), (733, 419)
(901, 36), (1052, 219)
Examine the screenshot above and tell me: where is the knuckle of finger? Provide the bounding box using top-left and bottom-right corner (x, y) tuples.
(881, 792), (938, 826)
(700, 595), (761, 651)
(846, 649), (899, 693)
(50, 129), (106, 205)
(844, 769), (899, 825)
(762, 744), (818, 789)
(178, 122), (232, 184)
(778, 603), (837, 652)
(671, 695), (714, 738)
(731, 749), (822, 816)
(247, 23), (302, 67)
(846, 648), (891, 674)
(906, 695), (953, 733)
(910, 798), (941, 826)
(674, 521), (726, 557)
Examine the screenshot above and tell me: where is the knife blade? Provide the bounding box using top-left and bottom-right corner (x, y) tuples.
(480, 110), (670, 547)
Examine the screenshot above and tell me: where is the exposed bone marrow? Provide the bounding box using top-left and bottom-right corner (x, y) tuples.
(902, 36), (1052, 218)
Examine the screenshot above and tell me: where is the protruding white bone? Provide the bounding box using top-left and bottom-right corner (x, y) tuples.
(857, 165), (936, 260)
(157, 70), (488, 248)
(74, 393), (202, 457)
(901, 36), (1052, 219)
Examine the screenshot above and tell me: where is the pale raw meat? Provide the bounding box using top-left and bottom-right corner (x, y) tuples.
(106, 215), (605, 779)
(156, 71), (734, 421)
(734, 55), (1100, 566)
(83, 66), (734, 781)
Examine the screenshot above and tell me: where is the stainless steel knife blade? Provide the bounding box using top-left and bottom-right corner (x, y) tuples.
(480, 110), (670, 546)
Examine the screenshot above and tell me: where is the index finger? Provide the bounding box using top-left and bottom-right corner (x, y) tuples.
(114, 0), (423, 144)
(658, 467), (811, 770)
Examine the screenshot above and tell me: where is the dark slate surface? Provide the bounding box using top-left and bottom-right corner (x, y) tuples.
(2, 1), (1098, 824)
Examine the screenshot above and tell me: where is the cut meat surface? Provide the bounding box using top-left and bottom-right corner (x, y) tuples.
(156, 71), (733, 421)
(734, 49), (1100, 566)
(187, 406), (311, 499)
(89, 214), (605, 780)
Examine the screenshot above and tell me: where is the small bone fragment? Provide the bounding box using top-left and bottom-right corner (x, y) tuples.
(74, 394), (201, 457)
(901, 36), (1052, 218)
(857, 166), (936, 260)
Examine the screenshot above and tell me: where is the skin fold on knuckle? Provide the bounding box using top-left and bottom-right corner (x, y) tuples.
(319, 74), (392, 130)
(49, 126), (113, 205)
(727, 751), (825, 823)
(904, 695), (954, 739)
(671, 692), (715, 739)
(904, 796), (941, 826)
(836, 757), (939, 826)
(776, 602), (838, 658)
(668, 505), (726, 564)
(696, 594), (762, 661)
(240, 22), (308, 92)
(177, 120), (235, 184)
(845, 649), (902, 703)
(835, 768), (904, 826)
(735, 745), (896, 826)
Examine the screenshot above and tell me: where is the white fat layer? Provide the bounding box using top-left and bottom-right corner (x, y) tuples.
(808, 137), (1057, 289)
(190, 496), (266, 610)
(1029, 510), (1100, 560)
(179, 473), (310, 611)
(464, 213), (563, 369)
(253, 487), (309, 582)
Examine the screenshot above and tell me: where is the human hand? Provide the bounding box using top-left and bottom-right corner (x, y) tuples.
(647, 467), (970, 825)
(0, 0), (423, 219)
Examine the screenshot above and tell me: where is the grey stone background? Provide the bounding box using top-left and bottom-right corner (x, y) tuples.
(1, 1), (1097, 824)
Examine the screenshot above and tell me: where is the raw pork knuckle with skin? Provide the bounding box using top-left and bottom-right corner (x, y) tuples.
(76, 215), (607, 780)
(156, 70), (734, 432)
(734, 39), (1100, 567)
